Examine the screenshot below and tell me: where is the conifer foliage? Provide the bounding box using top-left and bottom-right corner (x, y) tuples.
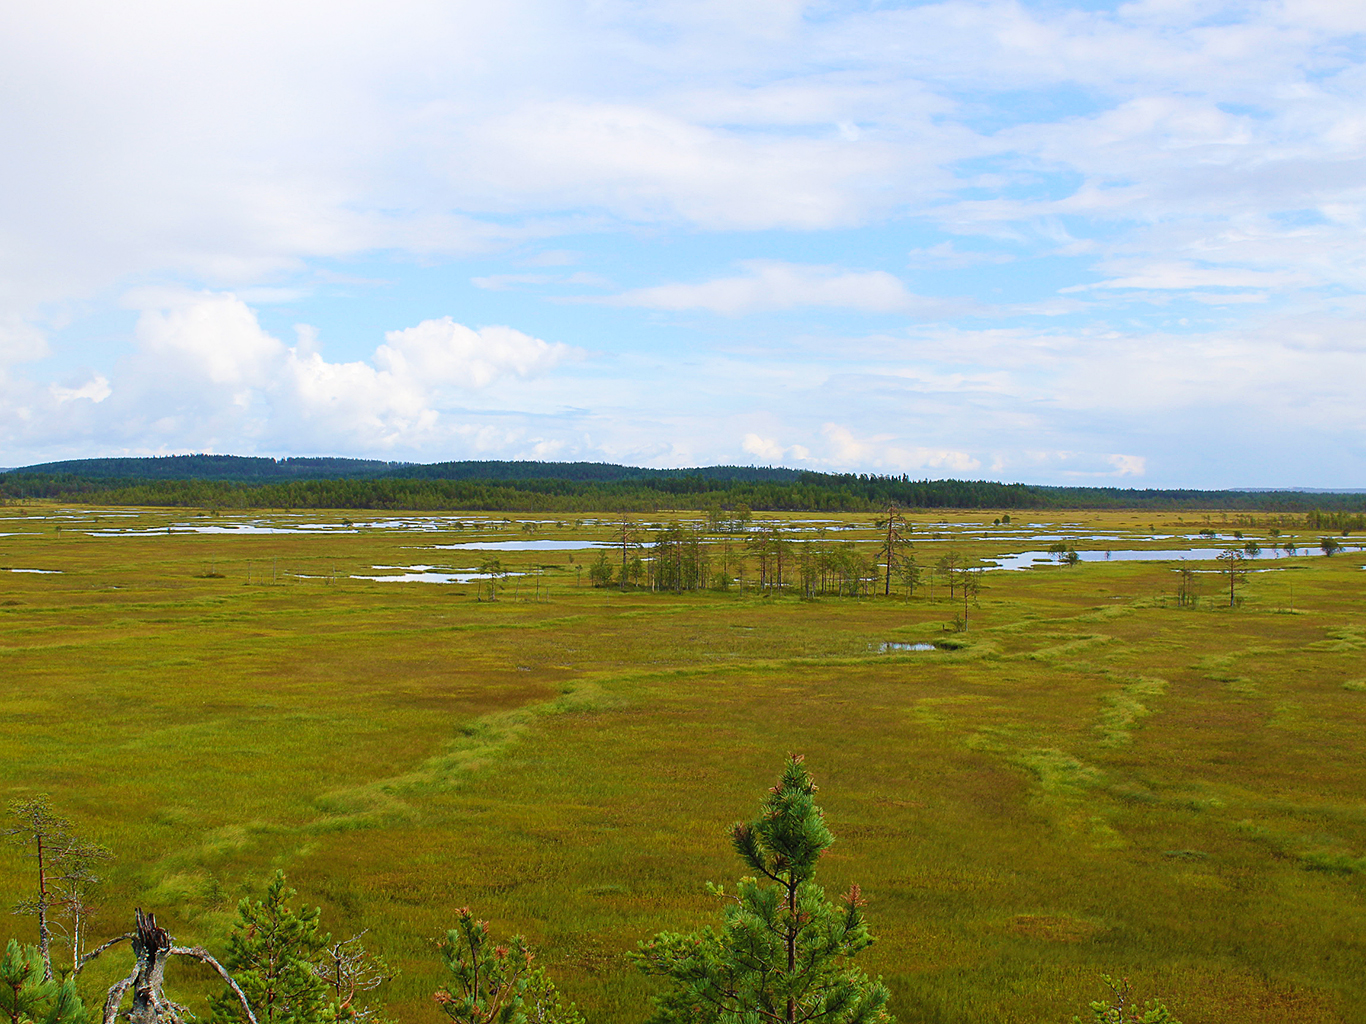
(0, 940), (86, 1024)
(1074, 976), (1181, 1024)
(211, 873), (330, 1024)
(633, 756), (893, 1024)
(433, 910), (582, 1024)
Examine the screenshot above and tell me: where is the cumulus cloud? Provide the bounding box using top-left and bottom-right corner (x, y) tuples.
(2, 1), (1366, 484)
(376, 318), (578, 390)
(742, 433), (811, 462)
(132, 291), (286, 386)
(66, 291), (586, 455)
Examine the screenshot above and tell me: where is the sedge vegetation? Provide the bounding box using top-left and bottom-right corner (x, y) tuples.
(0, 505), (1363, 1023)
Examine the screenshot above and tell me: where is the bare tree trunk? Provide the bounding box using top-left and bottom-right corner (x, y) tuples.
(35, 834), (52, 980)
(99, 911), (257, 1024)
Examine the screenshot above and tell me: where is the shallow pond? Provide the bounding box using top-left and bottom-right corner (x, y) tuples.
(982, 546), (1330, 570)
(352, 563), (525, 584)
(429, 540), (606, 551)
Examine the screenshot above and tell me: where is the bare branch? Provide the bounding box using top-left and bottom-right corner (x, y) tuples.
(76, 933), (134, 975)
(170, 946), (259, 1024)
(103, 967), (137, 1024)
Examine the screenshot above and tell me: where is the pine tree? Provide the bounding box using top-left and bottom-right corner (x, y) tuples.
(433, 909), (581, 1024)
(1074, 976), (1181, 1024)
(0, 940), (87, 1024)
(633, 756), (893, 1024)
(211, 873), (331, 1024)
(4, 798), (73, 981)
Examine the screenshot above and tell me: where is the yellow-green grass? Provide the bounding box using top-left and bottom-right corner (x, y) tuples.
(1, 505), (1364, 1023)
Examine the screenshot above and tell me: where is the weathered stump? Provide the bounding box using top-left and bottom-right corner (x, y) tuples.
(93, 910), (256, 1024)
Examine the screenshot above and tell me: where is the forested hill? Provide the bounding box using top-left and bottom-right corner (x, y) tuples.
(1, 455), (1365, 512)
(10, 454), (803, 484)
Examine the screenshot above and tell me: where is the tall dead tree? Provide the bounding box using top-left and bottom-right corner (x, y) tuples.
(5, 797), (72, 980)
(877, 504), (910, 597)
(80, 910), (256, 1024)
(55, 838), (112, 973)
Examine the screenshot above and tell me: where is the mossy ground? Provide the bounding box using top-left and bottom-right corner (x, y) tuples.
(1, 505), (1363, 1023)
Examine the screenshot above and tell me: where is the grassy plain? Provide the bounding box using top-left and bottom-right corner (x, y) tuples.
(1, 505), (1364, 1024)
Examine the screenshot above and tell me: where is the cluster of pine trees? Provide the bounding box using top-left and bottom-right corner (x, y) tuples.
(584, 519), (991, 605)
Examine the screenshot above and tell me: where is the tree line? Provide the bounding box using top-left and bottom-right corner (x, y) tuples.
(3, 763), (1180, 1024)
(3, 470), (1365, 514)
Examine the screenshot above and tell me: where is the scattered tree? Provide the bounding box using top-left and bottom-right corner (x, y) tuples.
(5, 798), (77, 980)
(936, 552), (964, 599)
(876, 505), (912, 597)
(960, 567), (982, 629)
(434, 910), (580, 1024)
(618, 515), (644, 590)
(479, 557), (507, 601)
(210, 872), (329, 1024)
(1073, 975), (1180, 1024)
(651, 523), (708, 592)
(1320, 536), (1343, 557)
(1216, 549), (1247, 607)
(587, 552), (615, 588)
(51, 840), (112, 974)
(1175, 567), (1197, 608)
(314, 933), (396, 1024)
(633, 755), (892, 1024)
(895, 556), (920, 598)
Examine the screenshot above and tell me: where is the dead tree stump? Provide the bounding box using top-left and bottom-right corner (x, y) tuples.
(91, 910), (256, 1024)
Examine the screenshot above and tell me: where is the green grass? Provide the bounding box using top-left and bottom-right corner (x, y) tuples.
(1, 505), (1364, 1023)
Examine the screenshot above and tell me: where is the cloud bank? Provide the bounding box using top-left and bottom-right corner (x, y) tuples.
(0, 1), (1363, 485)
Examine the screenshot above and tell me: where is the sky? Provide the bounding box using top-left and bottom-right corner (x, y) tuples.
(2, 0), (1364, 487)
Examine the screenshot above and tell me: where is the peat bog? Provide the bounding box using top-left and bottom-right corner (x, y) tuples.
(1, 504), (1364, 1023)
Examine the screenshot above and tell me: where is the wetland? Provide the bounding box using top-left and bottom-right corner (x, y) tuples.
(1, 503), (1364, 1023)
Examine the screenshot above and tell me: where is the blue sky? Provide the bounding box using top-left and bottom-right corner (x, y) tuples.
(2, 0), (1364, 486)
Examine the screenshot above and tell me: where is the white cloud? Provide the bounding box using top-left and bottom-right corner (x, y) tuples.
(906, 242), (1015, 270)
(53, 292), (589, 455)
(819, 424), (981, 474)
(133, 292), (286, 386)
(742, 433), (811, 461)
(0, 315), (50, 366)
(471, 274), (556, 291)
(50, 376), (111, 404)
(606, 261), (939, 315)
(377, 318), (579, 390)
(0, 1), (1365, 484)
(1062, 262), (1308, 293)
(1109, 454), (1146, 477)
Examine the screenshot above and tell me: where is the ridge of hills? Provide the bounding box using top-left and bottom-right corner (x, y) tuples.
(1, 454), (1362, 512)
(8, 454), (803, 484)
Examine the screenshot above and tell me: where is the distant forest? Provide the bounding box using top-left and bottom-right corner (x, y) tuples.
(1, 455), (1363, 513)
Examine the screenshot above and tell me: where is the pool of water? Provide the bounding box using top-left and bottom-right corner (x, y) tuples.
(352, 563), (526, 584)
(874, 641), (936, 652)
(982, 546), (1331, 570)
(429, 540), (607, 551)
